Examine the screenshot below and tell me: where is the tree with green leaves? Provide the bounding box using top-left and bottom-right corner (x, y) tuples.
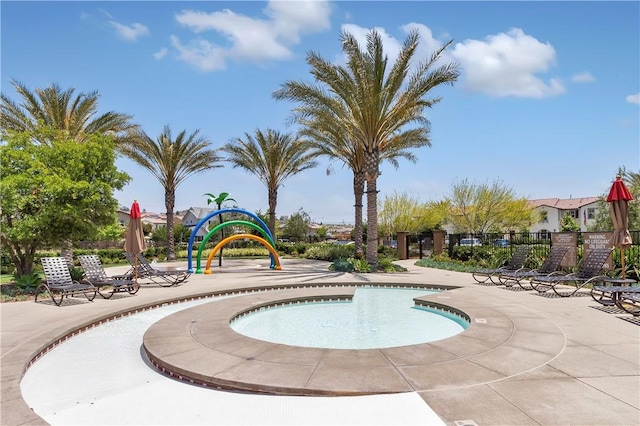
(221, 129), (318, 237)
(1, 80), (139, 261)
(274, 29), (459, 268)
(378, 191), (446, 238)
(445, 178), (534, 234)
(0, 130), (129, 275)
(120, 125), (222, 260)
(1, 80), (138, 147)
(560, 213), (581, 232)
(204, 192), (237, 267)
(283, 208), (311, 242)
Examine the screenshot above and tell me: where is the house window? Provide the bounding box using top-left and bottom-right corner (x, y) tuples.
(587, 208), (596, 219)
(567, 210), (579, 219)
(539, 230), (550, 240)
(539, 211), (548, 223)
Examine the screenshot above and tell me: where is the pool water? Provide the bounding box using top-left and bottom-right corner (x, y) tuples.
(231, 287), (468, 349)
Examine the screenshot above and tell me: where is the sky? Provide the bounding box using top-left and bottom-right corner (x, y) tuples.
(2, 1), (639, 225)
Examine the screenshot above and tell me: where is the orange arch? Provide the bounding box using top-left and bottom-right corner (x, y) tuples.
(204, 234), (282, 274)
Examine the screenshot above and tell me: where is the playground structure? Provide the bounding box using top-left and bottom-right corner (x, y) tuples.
(187, 208), (282, 274)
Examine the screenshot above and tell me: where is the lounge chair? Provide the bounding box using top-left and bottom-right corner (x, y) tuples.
(77, 255), (139, 299)
(530, 247), (613, 297)
(590, 277), (640, 309)
(36, 257), (97, 306)
(124, 252), (190, 287)
(498, 246), (570, 290)
(471, 245), (532, 285)
(614, 290), (640, 316)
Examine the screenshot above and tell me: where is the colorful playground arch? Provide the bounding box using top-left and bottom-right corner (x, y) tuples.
(195, 220), (276, 273)
(204, 234), (281, 274)
(187, 208), (277, 273)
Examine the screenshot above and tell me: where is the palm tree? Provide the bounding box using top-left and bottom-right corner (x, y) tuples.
(274, 29), (459, 267)
(1, 80), (138, 146)
(1, 80), (138, 263)
(297, 109), (422, 259)
(221, 129), (319, 237)
(120, 125), (222, 260)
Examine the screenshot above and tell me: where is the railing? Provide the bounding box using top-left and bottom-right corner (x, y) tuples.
(444, 230), (640, 267)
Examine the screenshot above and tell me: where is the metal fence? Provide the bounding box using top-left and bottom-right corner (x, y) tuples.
(443, 230), (640, 267)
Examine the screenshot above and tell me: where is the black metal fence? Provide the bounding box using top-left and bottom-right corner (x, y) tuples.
(444, 230), (640, 267)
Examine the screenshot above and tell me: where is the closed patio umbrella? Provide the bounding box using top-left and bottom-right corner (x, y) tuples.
(124, 200), (147, 284)
(606, 176), (634, 278)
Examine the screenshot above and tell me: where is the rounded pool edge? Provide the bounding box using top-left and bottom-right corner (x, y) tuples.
(142, 284), (562, 396)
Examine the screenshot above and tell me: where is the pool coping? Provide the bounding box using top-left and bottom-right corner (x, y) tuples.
(142, 283), (566, 396)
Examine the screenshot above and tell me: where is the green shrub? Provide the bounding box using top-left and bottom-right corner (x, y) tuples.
(351, 257), (371, 273)
(12, 271), (42, 289)
(303, 243), (354, 261)
(69, 266), (84, 281)
(329, 258), (354, 272)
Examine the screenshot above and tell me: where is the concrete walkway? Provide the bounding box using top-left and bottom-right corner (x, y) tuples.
(2, 258), (639, 425)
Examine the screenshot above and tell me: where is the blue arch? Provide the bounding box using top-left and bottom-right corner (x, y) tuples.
(187, 208), (273, 272)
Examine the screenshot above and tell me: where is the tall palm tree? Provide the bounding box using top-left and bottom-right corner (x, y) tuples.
(221, 129), (319, 237)
(120, 125), (222, 260)
(1, 80), (138, 145)
(297, 108), (423, 259)
(274, 29), (459, 267)
(1, 80), (138, 263)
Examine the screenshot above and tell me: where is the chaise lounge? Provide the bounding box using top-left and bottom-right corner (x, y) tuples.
(472, 245), (532, 285)
(36, 257), (97, 306)
(78, 254), (139, 299)
(530, 247), (613, 297)
(499, 246), (570, 291)
(124, 252), (190, 287)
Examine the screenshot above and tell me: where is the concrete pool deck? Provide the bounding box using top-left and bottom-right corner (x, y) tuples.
(2, 258), (639, 425)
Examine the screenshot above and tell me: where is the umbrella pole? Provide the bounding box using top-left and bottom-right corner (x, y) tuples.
(135, 255), (139, 285)
(621, 248), (626, 279)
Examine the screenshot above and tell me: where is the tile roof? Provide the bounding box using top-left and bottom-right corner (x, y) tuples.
(528, 197), (601, 209)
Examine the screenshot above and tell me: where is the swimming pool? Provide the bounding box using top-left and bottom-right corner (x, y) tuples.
(231, 287), (469, 349)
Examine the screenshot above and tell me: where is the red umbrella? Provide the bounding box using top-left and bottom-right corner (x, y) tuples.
(124, 200), (147, 284)
(606, 176), (634, 278)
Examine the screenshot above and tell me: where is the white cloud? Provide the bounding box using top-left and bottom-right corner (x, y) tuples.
(626, 93), (640, 104)
(571, 72), (595, 83)
(451, 28), (565, 98)
(153, 48), (168, 60)
(336, 23), (453, 71)
(172, 0), (331, 72)
(109, 21), (149, 42)
(170, 35), (227, 72)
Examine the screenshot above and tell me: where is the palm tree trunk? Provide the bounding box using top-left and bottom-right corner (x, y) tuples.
(165, 190), (176, 261)
(364, 149), (380, 269)
(365, 179), (379, 268)
(353, 172), (365, 258)
(268, 187), (278, 238)
(60, 239), (74, 267)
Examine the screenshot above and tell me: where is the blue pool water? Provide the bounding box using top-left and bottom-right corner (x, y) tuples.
(231, 287), (468, 349)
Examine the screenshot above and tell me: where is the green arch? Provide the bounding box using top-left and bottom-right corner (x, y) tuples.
(196, 220), (276, 273)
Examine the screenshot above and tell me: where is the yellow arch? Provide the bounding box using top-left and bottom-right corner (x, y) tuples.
(204, 234), (282, 274)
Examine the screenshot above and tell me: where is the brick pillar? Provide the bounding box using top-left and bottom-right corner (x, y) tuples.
(397, 231), (409, 260)
(433, 230), (446, 255)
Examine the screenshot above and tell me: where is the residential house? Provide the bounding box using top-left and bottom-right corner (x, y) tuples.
(441, 196), (602, 237)
(181, 207), (217, 241)
(528, 197), (601, 236)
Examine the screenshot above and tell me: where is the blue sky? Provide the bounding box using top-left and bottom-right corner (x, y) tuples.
(2, 1), (639, 224)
